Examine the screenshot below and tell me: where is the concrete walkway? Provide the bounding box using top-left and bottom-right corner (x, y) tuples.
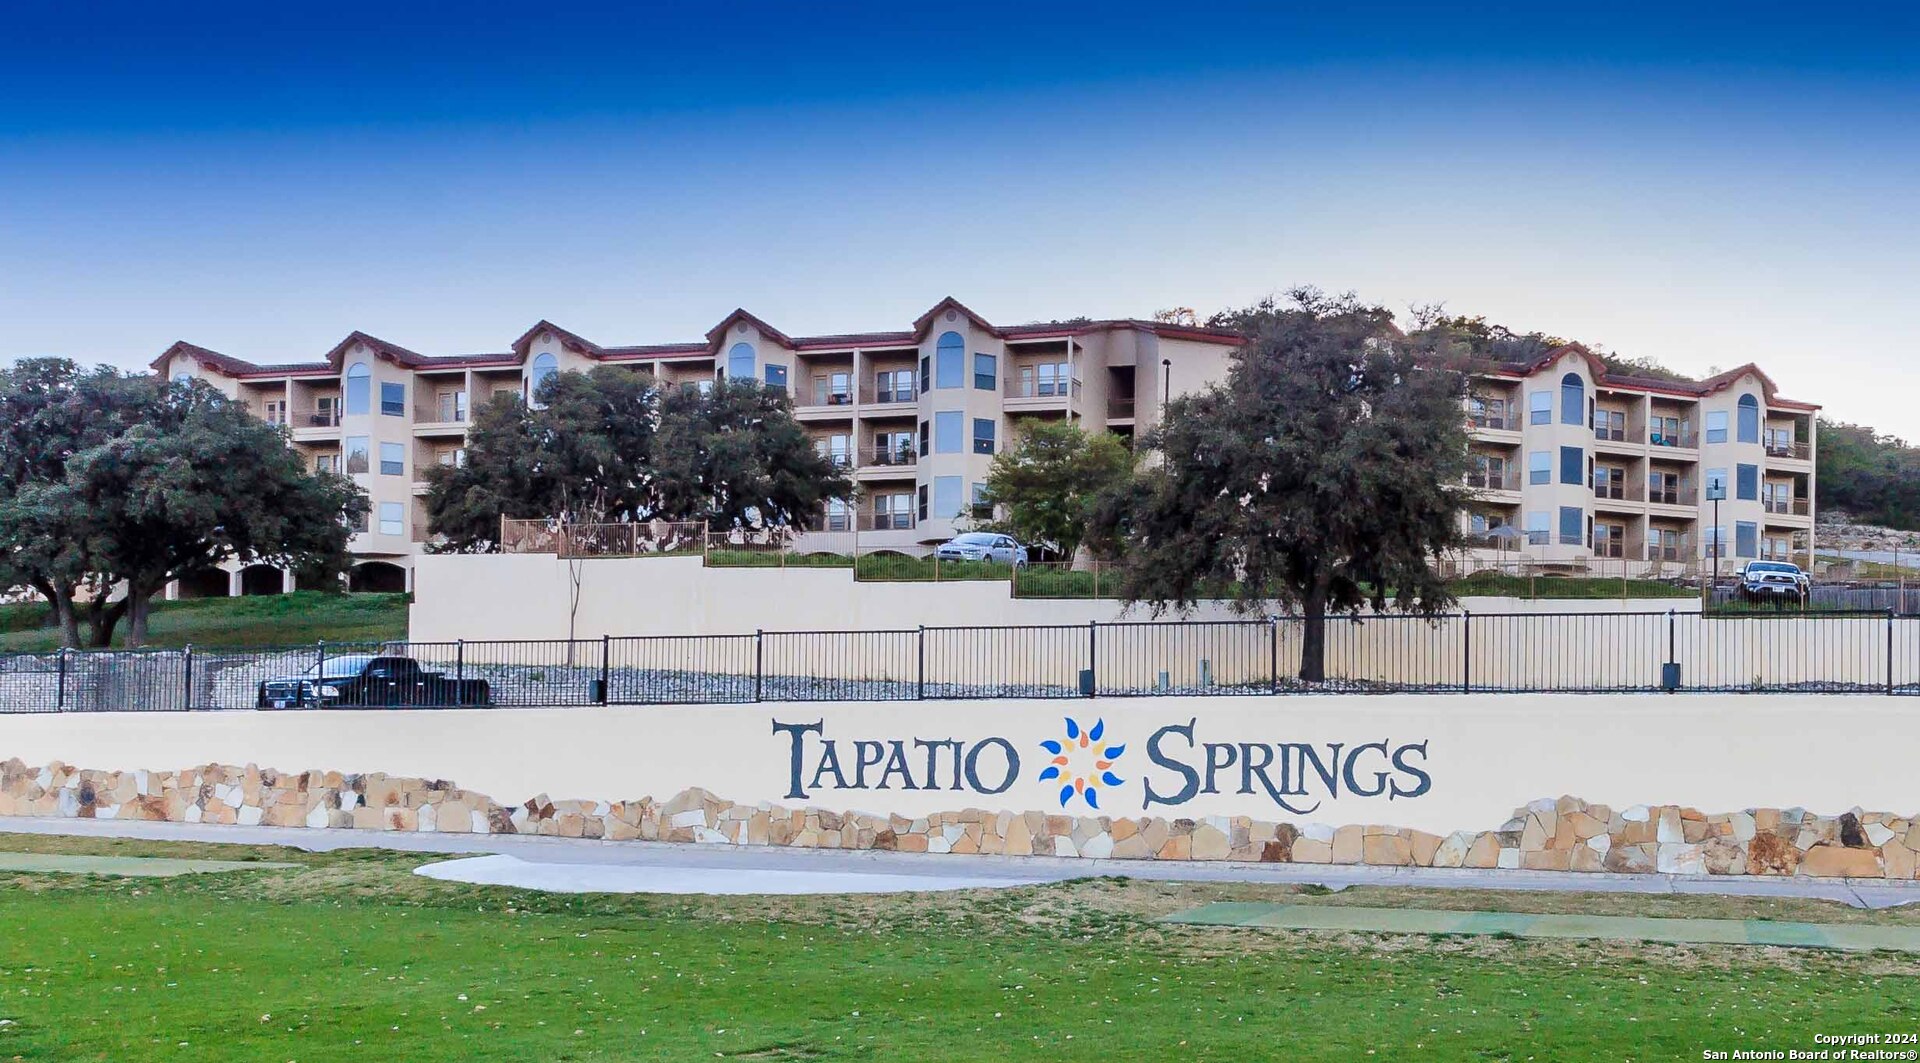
(6, 816), (1919, 908)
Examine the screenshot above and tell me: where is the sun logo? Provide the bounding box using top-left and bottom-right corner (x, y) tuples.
(1038, 718), (1125, 810)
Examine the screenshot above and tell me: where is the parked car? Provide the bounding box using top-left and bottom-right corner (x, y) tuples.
(933, 532), (1029, 567)
(256, 654), (491, 708)
(1737, 560), (1810, 603)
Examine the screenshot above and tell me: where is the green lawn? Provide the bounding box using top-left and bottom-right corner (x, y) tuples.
(0, 591), (409, 652)
(0, 833), (1914, 1061)
(854, 553), (1013, 582)
(705, 549), (855, 569)
(1448, 572), (1699, 600)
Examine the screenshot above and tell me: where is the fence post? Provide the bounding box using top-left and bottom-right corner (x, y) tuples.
(1890, 609), (1897, 696)
(56, 647), (68, 712)
(916, 626), (926, 700)
(1087, 620), (1097, 698)
(1461, 611), (1471, 694)
(455, 640), (465, 684)
(1269, 616), (1279, 695)
(754, 629), (764, 703)
(182, 644), (194, 711)
(600, 634), (611, 706)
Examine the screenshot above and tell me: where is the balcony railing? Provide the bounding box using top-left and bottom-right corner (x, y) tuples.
(1465, 470), (1519, 491)
(859, 384), (917, 405)
(1109, 396), (1137, 420)
(1468, 413), (1512, 431)
(1646, 539), (1694, 562)
(1647, 487), (1698, 507)
(1765, 440), (1812, 460)
(860, 444), (917, 468)
(859, 512), (917, 532)
(1006, 377), (1081, 400)
(1764, 497), (1812, 516)
(300, 407), (342, 428)
(1648, 430), (1698, 449)
(802, 381), (855, 408)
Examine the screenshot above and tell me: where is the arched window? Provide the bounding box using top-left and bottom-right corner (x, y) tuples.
(344, 362), (371, 416)
(726, 342), (755, 382)
(528, 352), (558, 405)
(1736, 394), (1760, 444)
(935, 331), (963, 389)
(1558, 372), (1584, 426)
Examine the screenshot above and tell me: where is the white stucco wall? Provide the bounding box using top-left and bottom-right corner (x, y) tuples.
(1, 694), (1912, 836)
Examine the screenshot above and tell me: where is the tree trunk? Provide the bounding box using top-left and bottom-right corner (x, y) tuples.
(1298, 586), (1328, 683)
(126, 590), (151, 649)
(84, 596), (128, 649)
(42, 583), (80, 650)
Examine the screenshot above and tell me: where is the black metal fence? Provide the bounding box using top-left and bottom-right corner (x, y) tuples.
(3, 610), (1919, 713)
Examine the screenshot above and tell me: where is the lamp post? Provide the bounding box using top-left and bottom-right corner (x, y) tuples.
(1160, 358), (1172, 415)
(1705, 471), (1727, 601)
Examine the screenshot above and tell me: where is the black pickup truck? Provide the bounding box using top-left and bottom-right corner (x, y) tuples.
(255, 654), (491, 709)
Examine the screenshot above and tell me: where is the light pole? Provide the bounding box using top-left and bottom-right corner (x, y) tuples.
(1160, 358), (1172, 415)
(1705, 472), (1727, 600)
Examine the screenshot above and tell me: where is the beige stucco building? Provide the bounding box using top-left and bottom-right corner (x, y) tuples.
(151, 298), (1240, 593)
(151, 298), (1817, 594)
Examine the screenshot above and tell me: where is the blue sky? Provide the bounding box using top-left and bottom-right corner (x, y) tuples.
(3, 2), (1916, 433)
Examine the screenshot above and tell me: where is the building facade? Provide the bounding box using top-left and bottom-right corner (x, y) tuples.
(1460, 346), (1819, 575)
(152, 299), (1817, 594)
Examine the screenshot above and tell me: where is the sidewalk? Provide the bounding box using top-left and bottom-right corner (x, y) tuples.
(5, 816), (1918, 908)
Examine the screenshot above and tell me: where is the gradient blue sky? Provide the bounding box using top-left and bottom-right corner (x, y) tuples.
(3, 2), (1916, 433)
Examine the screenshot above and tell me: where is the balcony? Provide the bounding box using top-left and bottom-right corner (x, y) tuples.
(1109, 396), (1137, 421)
(1765, 439), (1812, 461)
(299, 407), (342, 428)
(859, 444), (917, 468)
(1465, 470), (1519, 492)
(859, 512), (917, 532)
(1006, 377), (1080, 401)
(1764, 497), (1811, 517)
(415, 399), (469, 425)
(1648, 429), (1698, 450)
(1468, 412), (1513, 431)
(1646, 538), (1694, 563)
(859, 383), (917, 406)
(800, 379), (856, 409)
(1647, 487), (1698, 507)
(1592, 481), (1646, 504)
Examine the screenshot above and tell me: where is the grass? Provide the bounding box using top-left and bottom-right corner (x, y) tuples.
(0, 831), (1914, 1061)
(0, 592), (409, 652)
(854, 553), (1013, 582)
(1449, 572), (1699, 599)
(704, 549), (855, 569)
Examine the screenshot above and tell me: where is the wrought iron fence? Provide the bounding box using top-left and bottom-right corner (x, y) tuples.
(3, 611), (1918, 712)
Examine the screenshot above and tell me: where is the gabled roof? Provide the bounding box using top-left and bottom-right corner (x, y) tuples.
(704, 309), (794, 351)
(323, 330), (434, 371)
(1489, 344), (1818, 409)
(912, 296), (1002, 340)
(511, 320), (603, 362)
(149, 340), (258, 376)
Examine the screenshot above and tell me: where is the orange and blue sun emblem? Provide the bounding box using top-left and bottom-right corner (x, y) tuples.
(1038, 718), (1125, 810)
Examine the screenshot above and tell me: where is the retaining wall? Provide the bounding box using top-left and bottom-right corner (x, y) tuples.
(1, 694), (1915, 879)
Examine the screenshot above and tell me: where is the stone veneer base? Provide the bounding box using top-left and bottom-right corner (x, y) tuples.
(2, 758), (1916, 879)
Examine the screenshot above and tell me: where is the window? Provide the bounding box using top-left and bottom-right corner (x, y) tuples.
(1736, 463), (1758, 501)
(726, 343), (754, 382)
(1651, 527), (1684, 561)
(815, 372), (851, 406)
(1558, 506), (1584, 546)
(1735, 521), (1758, 558)
(919, 419), (930, 459)
(919, 354), (931, 395)
(344, 362), (370, 416)
(492, 386), (517, 404)
(1594, 408), (1626, 441)
(380, 381), (405, 417)
(1528, 391), (1551, 425)
(1704, 468), (1728, 500)
(344, 436), (370, 474)
(1764, 425), (1795, 456)
(974, 353), (997, 391)
(1594, 523), (1626, 558)
(313, 454), (339, 475)
(1525, 510), (1550, 546)
(1649, 470), (1681, 506)
(314, 395), (339, 426)
(1737, 395), (1760, 444)
(379, 442), (405, 476)
(436, 447), (466, 468)
(1649, 414), (1683, 447)
(816, 434), (850, 467)
(351, 508), (368, 534)
(971, 482), (991, 519)
(1705, 410), (1728, 445)
(933, 411), (962, 454)
(1470, 454), (1509, 489)
(972, 417), (995, 455)
(933, 476), (962, 520)
(1706, 526), (1729, 555)
(875, 369), (913, 404)
(1528, 451), (1550, 485)
(916, 484), (929, 522)
(1559, 373), (1584, 425)
(1593, 466), (1625, 499)
(378, 502), (403, 537)
(263, 400), (287, 425)
(763, 364), (788, 393)
(825, 499), (851, 532)
(935, 332), (964, 389)
(873, 493), (913, 530)
(1036, 362), (1070, 397)
(1468, 394), (1508, 430)
(1559, 446), (1583, 486)
(436, 390), (468, 422)
(874, 430), (914, 466)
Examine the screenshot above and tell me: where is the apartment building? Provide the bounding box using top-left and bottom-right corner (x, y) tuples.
(151, 298), (1242, 593)
(152, 300), (1818, 596)
(1460, 345), (1819, 574)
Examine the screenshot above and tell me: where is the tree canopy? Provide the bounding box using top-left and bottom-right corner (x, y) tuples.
(0, 359), (367, 647)
(423, 368), (852, 550)
(977, 420), (1133, 562)
(1094, 289), (1472, 681)
(1816, 419), (1920, 531)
